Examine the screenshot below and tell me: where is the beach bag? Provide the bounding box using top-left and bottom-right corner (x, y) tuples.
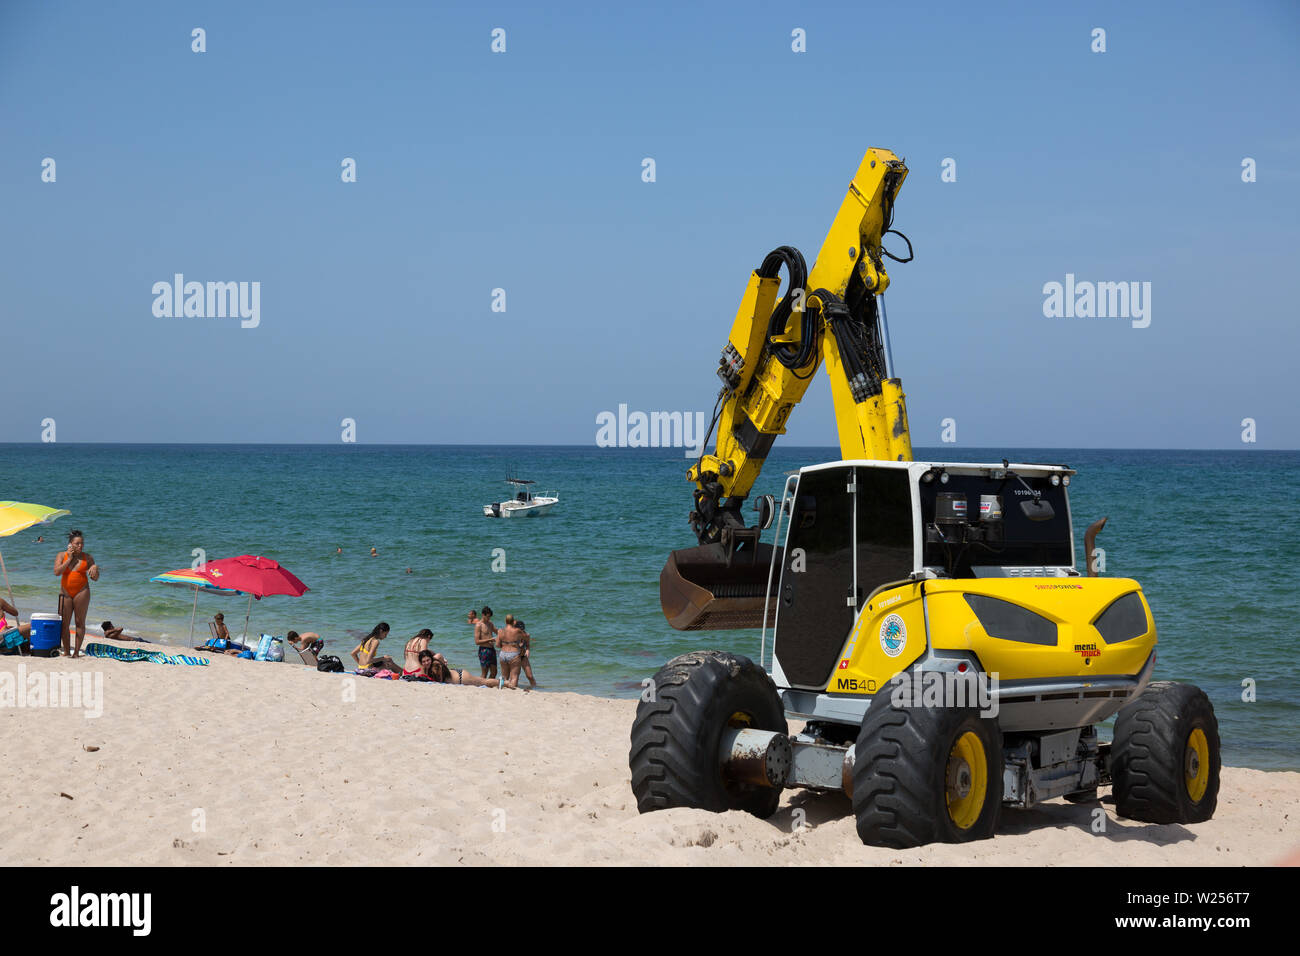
(317, 655), (344, 673)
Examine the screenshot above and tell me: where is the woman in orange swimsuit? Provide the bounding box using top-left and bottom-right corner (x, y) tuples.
(54, 530), (99, 658)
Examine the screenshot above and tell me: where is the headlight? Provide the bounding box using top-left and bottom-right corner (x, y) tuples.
(1093, 592), (1148, 644)
(964, 594), (1058, 646)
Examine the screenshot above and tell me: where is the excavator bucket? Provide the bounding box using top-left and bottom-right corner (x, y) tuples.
(660, 542), (779, 631)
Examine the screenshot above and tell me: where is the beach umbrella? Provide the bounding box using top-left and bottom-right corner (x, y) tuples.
(149, 568), (244, 645)
(0, 501), (70, 609)
(194, 555), (309, 643)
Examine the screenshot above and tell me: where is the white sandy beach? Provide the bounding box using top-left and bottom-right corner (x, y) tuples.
(1, 638), (1296, 867)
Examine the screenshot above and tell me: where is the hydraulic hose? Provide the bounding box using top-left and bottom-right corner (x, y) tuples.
(756, 246), (815, 372)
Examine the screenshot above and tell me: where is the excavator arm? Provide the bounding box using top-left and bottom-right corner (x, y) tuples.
(663, 147), (915, 630)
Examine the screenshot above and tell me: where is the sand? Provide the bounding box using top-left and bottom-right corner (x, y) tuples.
(1, 638), (1296, 866)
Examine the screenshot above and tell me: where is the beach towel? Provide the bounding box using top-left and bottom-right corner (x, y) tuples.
(84, 642), (209, 666)
(355, 667), (401, 679)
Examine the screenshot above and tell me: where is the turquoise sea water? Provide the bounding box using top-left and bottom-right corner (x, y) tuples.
(1, 444), (1296, 771)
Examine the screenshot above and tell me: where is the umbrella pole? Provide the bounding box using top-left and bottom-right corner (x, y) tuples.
(0, 548), (13, 612)
(189, 587), (199, 646)
(242, 593), (252, 646)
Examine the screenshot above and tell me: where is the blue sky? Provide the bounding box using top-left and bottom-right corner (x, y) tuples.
(1, 0), (1296, 447)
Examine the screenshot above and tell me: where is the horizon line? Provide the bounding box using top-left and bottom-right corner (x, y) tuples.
(0, 441), (1294, 452)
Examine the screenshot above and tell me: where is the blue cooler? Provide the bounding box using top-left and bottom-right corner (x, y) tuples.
(29, 613), (62, 651)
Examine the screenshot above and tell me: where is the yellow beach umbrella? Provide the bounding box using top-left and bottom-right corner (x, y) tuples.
(0, 501), (71, 610)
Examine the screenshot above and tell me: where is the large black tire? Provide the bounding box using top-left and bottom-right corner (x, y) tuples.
(629, 650), (787, 819)
(1112, 681), (1220, 824)
(852, 686), (1003, 847)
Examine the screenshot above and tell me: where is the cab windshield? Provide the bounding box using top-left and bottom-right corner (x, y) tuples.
(919, 472), (1073, 572)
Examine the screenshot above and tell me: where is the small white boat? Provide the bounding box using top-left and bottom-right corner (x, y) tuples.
(483, 478), (558, 518)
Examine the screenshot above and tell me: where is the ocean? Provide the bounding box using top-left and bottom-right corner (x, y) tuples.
(1, 444), (1296, 771)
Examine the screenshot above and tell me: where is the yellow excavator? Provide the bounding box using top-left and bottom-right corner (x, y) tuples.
(630, 147), (1221, 847)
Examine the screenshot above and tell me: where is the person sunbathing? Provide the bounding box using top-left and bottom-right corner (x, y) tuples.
(100, 620), (142, 643)
(402, 628), (433, 675)
(415, 649), (498, 687)
(351, 622), (400, 672)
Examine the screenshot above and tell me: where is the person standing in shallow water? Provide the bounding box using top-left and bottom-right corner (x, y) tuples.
(54, 530), (98, 658)
(496, 616), (524, 689)
(516, 619), (537, 689)
(475, 607), (497, 680)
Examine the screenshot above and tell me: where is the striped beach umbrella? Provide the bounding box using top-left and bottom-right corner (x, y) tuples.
(150, 567), (244, 646)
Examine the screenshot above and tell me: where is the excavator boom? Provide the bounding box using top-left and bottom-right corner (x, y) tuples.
(663, 147), (915, 630)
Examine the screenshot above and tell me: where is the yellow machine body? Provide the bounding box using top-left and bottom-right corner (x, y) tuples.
(828, 578), (1157, 694)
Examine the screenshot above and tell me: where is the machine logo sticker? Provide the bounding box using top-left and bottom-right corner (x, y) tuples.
(880, 614), (906, 657)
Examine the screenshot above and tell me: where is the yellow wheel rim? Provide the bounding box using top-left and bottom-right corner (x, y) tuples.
(945, 731), (989, 830)
(727, 711), (753, 728)
(1185, 728), (1209, 802)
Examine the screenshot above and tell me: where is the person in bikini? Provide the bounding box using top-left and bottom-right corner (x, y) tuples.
(475, 606), (498, 679)
(515, 618), (537, 689)
(402, 628), (433, 676)
(351, 622), (401, 672)
(496, 616), (524, 689)
(54, 530), (98, 658)
(415, 649), (499, 687)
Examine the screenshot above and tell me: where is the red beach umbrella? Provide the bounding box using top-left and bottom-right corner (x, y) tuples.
(195, 555), (309, 644)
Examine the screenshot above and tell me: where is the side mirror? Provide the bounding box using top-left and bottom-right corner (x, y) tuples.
(1020, 498), (1055, 522)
